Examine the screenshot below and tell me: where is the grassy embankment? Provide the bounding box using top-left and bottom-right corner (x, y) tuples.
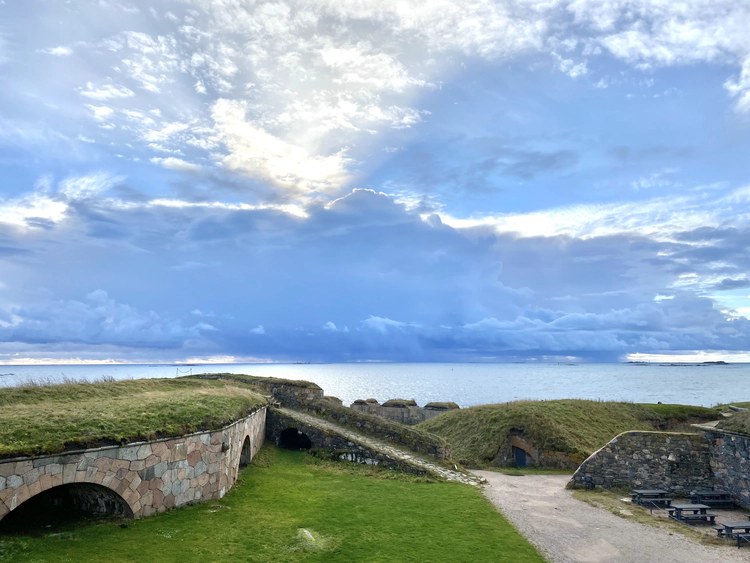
(0, 446), (545, 563)
(419, 399), (719, 468)
(0, 378), (266, 459)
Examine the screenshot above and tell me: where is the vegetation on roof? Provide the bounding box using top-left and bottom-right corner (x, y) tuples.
(717, 410), (750, 435)
(0, 377), (266, 459)
(188, 372), (322, 390)
(381, 399), (418, 408)
(308, 397), (450, 455)
(418, 399), (719, 467)
(424, 402), (460, 410)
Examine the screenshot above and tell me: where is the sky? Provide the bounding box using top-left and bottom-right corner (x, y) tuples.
(1, 0), (750, 364)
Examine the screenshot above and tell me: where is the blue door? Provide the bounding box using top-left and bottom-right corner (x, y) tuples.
(513, 447), (526, 468)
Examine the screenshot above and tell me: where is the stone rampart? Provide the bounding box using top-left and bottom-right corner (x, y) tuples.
(266, 409), (428, 475)
(703, 429), (750, 509)
(0, 407), (266, 522)
(351, 399), (458, 424)
(570, 431), (713, 492)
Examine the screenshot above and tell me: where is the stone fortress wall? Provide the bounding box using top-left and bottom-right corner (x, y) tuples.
(703, 429), (750, 509)
(570, 431), (713, 494)
(350, 398), (459, 424)
(570, 428), (750, 509)
(0, 406), (266, 523)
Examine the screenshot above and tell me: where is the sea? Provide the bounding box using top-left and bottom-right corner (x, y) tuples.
(0, 362), (748, 408)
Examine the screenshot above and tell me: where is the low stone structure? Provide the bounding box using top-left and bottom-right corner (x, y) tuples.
(570, 431), (713, 492)
(191, 373), (324, 407)
(705, 429), (750, 509)
(266, 408), (428, 475)
(0, 407), (266, 523)
(350, 398), (459, 424)
(492, 434), (587, 470)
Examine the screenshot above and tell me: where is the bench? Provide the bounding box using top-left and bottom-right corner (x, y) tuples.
(679, 514), (716, 525)
(737, 534), (750, 549)
(714, 525), (726, 538)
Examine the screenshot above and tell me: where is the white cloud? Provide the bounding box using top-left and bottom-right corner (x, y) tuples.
(362, 316), (421, 334)
(80, 82), (135, 100)
(38, 46), (73, 56)
(725, 56), (750, 114)
(150, 157), (203, 173)
(251, 325), (266, 334)
(86, 105), (115, 121)
(212, 99), (351, 193)
(58, 172), (124, 199)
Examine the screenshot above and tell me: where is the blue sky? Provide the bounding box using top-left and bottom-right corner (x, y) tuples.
(1, 0), (750, 364)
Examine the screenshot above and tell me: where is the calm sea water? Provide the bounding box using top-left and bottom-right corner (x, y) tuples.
(0, 363), (748, 407)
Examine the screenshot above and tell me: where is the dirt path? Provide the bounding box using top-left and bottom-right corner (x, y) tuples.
(277, 408), (484, 485)
(476, 471), (750, 563)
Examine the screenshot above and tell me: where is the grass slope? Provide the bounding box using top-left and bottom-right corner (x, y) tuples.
(718, 410), (750, 435)
(0, 378), (265, 459)
(0, 447), (545, 563)
(418, 400), (718, 467)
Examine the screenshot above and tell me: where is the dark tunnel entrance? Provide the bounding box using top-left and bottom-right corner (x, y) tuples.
(239, 436), (252, 467)
(0, 483), (133, 536)
(278, 428), (312, 450)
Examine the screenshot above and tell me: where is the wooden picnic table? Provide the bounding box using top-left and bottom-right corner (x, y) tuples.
(722, 521), (750, 538)
(690, 490), (734, 508)
(631, 489), (671, 507)
(668, 504), (716, 525)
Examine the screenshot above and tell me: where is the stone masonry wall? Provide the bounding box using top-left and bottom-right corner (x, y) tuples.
(0, 407), (266, 522)
(703, 429), (750, 509)
(266, 409), (428, 475)
(570, 431), (713, 493)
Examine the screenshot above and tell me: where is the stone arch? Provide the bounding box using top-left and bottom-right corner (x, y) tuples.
(278, 428), (312, 450)
(239, 436), (252, 467)
(0, 482), (133, 534)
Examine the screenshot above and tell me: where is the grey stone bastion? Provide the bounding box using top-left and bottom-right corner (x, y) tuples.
(570, 428), (750, 509)
(0, 407), (266, 522)
(570, 431), (713, 493)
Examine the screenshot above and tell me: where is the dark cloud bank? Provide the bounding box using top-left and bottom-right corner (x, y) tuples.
(1, 188), (748, 362)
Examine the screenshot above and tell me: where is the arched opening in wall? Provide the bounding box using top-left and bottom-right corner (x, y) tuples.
(239, 436), (252, 467)
(278, 428), (312, 450)
(0, 483), (133, 535)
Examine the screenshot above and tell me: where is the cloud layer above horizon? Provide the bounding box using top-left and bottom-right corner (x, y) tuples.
(1, 0), (750, 363)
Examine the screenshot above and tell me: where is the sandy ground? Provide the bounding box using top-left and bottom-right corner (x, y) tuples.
(475, 471), (750, 563)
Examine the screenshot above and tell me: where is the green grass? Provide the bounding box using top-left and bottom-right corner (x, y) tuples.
(718, 410), (750, 435)
(0, 446), (545, 563)
(0, 378), (265, 459)
(418, 399), (719, 467)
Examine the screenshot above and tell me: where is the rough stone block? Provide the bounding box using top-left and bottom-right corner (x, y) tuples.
(137, 444), (153, 459)
(153, 460), (168, 479)
(130, 460), (145, 472)
(14, 461), (33, 475)
(0, 464), (15, 479)
(46, 463), (63, 476)
(0, 475), (6, 490)
(118, 446), (140, 462)
(187, 450), (202, 467)
(171, 443), (188, 462)
(194, 461), (207, 476)
(8, 474), (23, 489)
(145, 454), (159, 468)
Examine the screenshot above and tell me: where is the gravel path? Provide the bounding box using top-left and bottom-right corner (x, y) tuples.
(476, 471), (750, 563)
(277, 408), (484, 485)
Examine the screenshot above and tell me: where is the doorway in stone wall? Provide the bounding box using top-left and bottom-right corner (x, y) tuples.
(239, 436), (252, 467)
(513, 446), (527, 468)
(0, 483), (133, 535)
(278, 428), (312, 450)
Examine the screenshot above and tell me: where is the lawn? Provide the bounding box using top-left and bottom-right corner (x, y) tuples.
(0, 378), (265, 458)
(419, 399), (719, 467)
(0, 446), (545, 563)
